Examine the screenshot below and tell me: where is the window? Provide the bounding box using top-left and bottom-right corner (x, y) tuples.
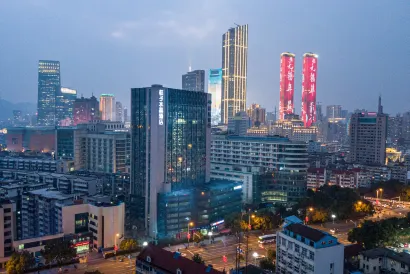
(146, 256), (151, 263)
(176, 269), (182, 274)
(295, 244), (300, 252)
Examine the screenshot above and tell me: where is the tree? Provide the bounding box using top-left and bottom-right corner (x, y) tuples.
(192, 253), (205, 264)
(259, 258), (275, 271)
(193, 232), (204, 243)
(119, 239), (138, 250)
(311, 209), (328, 223)
(41, 239), (76, 267)
(6, 251), (35, 274)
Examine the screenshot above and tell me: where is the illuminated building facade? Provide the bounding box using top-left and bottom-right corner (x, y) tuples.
(208, 68), (222, 125)
(301, 53), (318, 127)
(37, 60), (61, 126)
(182, 70), (205, 92)
(272, 115), (317, 142)
(56, 87), (77, 125)
(131, 85), (211, 237)
(279, 53), (295, 120)
(73, 95), (100, 125)
(222, 24), (248, 124)
(99, 94), (115, 121)
(246, 103), (266, 127)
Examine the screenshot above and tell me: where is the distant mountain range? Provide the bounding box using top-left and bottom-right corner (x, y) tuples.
(0, 100), (36, 120)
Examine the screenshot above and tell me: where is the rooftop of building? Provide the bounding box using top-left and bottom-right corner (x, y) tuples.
(285, 223), (329, 242)
(137, 244), (223, 274)
(360, 247), (410, 266)
(213, 134), (305, 144)
(27, 188), (76, 200)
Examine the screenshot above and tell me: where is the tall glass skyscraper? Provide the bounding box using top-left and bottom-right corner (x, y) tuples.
(56, 87), (77, 125)
(37, 60), (60, 126)
(208, 68), (222, 125)
(130, 85), (211, 237)
(221, 24), (248, 124)
(182, 69), (205, 92)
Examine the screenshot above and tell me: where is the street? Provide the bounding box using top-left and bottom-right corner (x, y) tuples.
(28, 256), (136, 274)
(166, 233), (276, 271)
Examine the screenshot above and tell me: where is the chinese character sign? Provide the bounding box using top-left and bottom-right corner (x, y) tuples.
(302, 54), (318, 127)
(279, 53), (295, 120)
(159, 89), (164, 125)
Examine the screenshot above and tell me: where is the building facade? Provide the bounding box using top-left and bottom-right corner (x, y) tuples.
(221, 24), (248, 124)
(73, 95), (100, 125)
(56, 87), (77, 126)
(246, 104), (266, 127)
(99, 94), (115, 121)
(301, 53), (318, 128)
(210, 135), (308, 205)
(227, 111), (251, 136)
(130, 85), (211, 237)
(6, 127), (56, 153)
(115, 101), (123, 122)
(279, 52), (295, 120)
(37, 60), (61, 126)
(182, 69), (205, 92)
(349, 111), (388, 165)
(276, 217), (344, 274)
(208, 68), (222, 125)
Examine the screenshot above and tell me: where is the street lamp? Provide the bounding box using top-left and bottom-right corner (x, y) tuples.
(187, 222), (194, 248)
(143, 241), (148, 247)
(331, 214), (336, 224)
(115, 233), (120, 249)
(358, 201), (362, 205)
(253, 252), (258, 264)
(379, 188), (383, 199)
(208, 232), (213, 244)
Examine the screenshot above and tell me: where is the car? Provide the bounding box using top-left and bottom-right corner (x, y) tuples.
(398, 243), (404, 248)
(330, 229), (337, 234)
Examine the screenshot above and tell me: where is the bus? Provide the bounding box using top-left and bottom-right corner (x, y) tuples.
(258, 234), (277, 244)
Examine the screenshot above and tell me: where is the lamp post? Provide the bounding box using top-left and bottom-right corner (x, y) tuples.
(379, 188), (383, 199)
(331, 214), (336, 224)
(115, 233), (120, 248)
(142, 241), (148, 247)
(253, 252), (258, 265)
(187, 222), (193, 248)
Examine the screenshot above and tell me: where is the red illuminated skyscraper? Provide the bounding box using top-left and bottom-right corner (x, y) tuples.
(301, 53), (318, 127)
(279, 52), (295, 120)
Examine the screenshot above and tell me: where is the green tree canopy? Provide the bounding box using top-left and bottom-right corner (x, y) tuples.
(119, 239), (138, 250)
(41, 239), (76, 267)
(6, 250), (35, 274)
(192, 253), (205, 264)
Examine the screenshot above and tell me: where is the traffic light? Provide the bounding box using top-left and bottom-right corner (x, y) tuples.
(222, 255), (227, 263)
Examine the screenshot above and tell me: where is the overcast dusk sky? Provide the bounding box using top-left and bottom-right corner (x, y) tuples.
(0, 0), (409, 114)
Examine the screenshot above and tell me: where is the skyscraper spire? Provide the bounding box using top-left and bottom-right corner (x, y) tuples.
(378, 95), (383, 114)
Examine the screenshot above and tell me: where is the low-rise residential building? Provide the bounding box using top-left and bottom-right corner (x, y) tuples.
(276, 216), (344, 274)
(359, 247), (410, 274)
(307, 168), (326, 190)
(137, 244), (223, 274)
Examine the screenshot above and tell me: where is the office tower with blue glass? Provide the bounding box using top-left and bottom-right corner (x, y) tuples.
(131, 85), (211, 238)
(208, 68), (222, 125)
(182, 70), (205, 92)
(56, 87), (77, 125)
(37, 60), (61, 126)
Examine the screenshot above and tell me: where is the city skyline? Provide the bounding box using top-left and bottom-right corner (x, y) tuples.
(0, 1), (410, 115)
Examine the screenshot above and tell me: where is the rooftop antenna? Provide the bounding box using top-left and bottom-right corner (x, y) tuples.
(234, 23), (240, 27)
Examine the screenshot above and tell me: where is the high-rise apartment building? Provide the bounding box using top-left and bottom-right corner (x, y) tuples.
(123, 107), (129, 123)
(56, 87), (77, 125)
(12, 110), (22, 126)
(349, 98), (388, 165)
(99, 94), (115, 121)
(326, 105), (342, 121)
(301, 53), (318, 127)
(246, 103), (266, 127)
(221, 24), (248, 124)
(130, 85), (211, 237)
(182, 69), (205, 92)
(115, 101), (123, 122)
(37, 60), (60, 126)
(208, 68), (222, 125)
(73, 95), (100, 125)
(279, 52), (295, 120)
